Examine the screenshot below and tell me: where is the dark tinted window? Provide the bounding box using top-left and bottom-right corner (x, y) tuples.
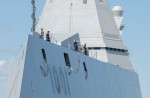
(83, 0), (87, 4)
(64, 53), (71, 67)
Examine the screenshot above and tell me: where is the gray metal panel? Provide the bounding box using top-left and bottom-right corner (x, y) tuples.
(61, 33), (81, 50)
(95, 0), (121, 37)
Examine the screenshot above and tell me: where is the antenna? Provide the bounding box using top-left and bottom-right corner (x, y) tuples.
(31, 0), (36, 33)
(69, 0), (73, 33)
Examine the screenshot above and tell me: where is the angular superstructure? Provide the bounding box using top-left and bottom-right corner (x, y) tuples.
(36, 0), (133, 71)
(6, 0), (142, 98)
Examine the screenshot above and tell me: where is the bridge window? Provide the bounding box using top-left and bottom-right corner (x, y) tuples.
(83, 0), (87, 4)
(114, 48), (117, 51)
(109, 48), (113, 51)
(118, 49), (121, 52)
(99, 0), (103, 3)
(106, 47), (109, 50)
(50, 0), (53, 3)
(64, 53), (71, 67)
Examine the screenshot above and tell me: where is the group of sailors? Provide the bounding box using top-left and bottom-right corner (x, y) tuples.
(40, 28), (51, 42)
(74, 40), (88, 55)
(39, 28), (88, 55)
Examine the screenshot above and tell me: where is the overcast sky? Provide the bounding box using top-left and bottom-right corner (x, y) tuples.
(0, 0), (150, 98)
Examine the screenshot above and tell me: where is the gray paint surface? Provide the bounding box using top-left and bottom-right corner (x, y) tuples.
(6, 35), (142, 98)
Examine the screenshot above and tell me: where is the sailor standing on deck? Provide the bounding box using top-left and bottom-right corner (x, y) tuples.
(74, 40), (79, 52)
(46, 31), (51, 42)
(40, 28), (44, 40)
(83, 43), (88, 55)
(80, 45), (84, 53)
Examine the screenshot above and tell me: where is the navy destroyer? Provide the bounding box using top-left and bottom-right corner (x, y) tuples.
(6, 0), (142, 98)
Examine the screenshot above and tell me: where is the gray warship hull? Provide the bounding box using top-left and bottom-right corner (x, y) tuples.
(6, 35), (142, 98)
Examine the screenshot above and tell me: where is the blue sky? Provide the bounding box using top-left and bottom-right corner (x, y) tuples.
(0, 0), (150, 98)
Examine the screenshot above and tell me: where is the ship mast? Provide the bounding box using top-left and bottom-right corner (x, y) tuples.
(31, 0), (36, 33)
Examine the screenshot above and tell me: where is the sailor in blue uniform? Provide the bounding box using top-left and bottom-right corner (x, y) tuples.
(74, 40), (79, 51)
(46, 31), (51, 42)
(83, 43), (87, 55)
